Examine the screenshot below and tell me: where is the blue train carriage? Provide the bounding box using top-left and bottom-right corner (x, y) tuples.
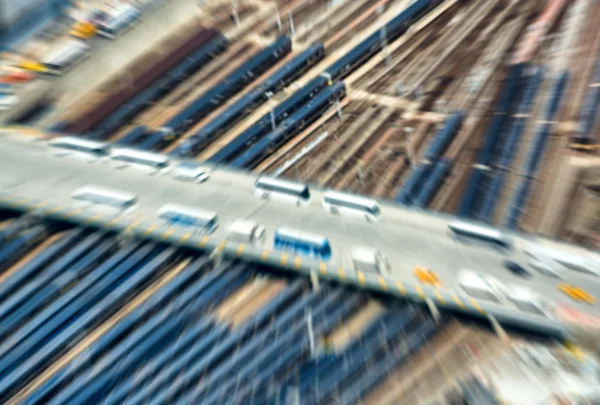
(230, 81), (347, 169)
(323, 0), (440, 81)
(274, 227), (332, 261)
(206, 74), (331, 164)
(172, 42), (325, 158)
(162, 35), (293, 138)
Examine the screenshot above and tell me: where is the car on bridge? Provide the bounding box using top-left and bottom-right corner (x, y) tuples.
(504, 260), (532, 278)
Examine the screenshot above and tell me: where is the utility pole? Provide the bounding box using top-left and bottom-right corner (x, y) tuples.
(276, 6), (283, 33)
(357, 161), (365, 187)
(305, 309), (315, 358)
(377, 5), (391, 67)
(288, 9), (295, 37)
(231, 0), (240, 26)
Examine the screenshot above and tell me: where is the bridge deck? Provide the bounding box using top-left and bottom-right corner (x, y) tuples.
(0, 134), (598, 337)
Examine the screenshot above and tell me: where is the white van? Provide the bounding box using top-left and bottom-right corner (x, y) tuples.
(225, 219), (265, 245)
(110, 148), (171, 175)
(351, 247), (390, 275)
(173, 162), (210, 183)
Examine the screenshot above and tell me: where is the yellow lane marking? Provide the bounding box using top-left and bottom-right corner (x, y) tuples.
(453, 294), (466, 309)
(261, 249), (269, 260)
(281, 253), (288, 265)
(395, 281), (406, 294)
(45, 206), (63, 214)
(143, 224), (157, 235)
(87, 214), (104, 224)
(294, 256), (301, 268)
(434, 290), (446, 304)
(415, 285), (425, 298)
(65, 208), (83, 218)
(199, 236), (209, 247)
(320, 263), (327, 275)
(106, 217), (121, 227)
(30, 201), (48, 210)
(162, 228), (174, 240)
(338, 267), (345, 280)
(470, 299), (485, 314)
(236, 244), (245, 256)
(216, 241), (226, 251)
(179, 232), (192, 243)
(357, 271), (366, 285)
(378, 276), (387, 290)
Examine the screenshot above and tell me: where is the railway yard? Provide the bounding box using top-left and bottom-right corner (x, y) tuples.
(1, 0), (600, 403)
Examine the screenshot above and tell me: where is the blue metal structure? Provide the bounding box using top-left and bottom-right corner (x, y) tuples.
(0, 235), (116, 342)
(230, 82), (346, 169)
(172, 42), (325, 157)
(478, 67), (545, 222)
(0, 225), (46, 273)
(48, 263), (252, 405)
(504, 71), (570, 229)
(0, 243), (177, 401)
(458, 64), (522, 218)
(395, 111), (464, 204)
(413, 158), (453, 208)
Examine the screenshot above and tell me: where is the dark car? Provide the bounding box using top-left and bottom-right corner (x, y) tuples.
(504, 260), (532, 278)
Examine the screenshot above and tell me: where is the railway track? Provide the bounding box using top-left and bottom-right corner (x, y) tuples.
(360, 317), (504, 404)
(299, 104), (377, 181)
(318, 109), (397, 187)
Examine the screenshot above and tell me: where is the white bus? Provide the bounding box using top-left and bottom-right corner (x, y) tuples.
(448, 220), (511, 248)
(254, 177), (310, 206)
(157, 203), (218, 234)
(49, 136), (110, 160)
(322, 191), (381, 221)
(110, 148), (171, 174)
(71, 185), (138, 214)
(41, 38), (90, 75)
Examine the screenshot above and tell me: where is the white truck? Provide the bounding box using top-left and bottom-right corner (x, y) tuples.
(351, 247), (390, 275)
(225, 219), (265, 245)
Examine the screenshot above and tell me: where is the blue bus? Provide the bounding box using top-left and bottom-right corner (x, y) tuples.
(157, 203), (218, 233)
(274, 227), (332, 261)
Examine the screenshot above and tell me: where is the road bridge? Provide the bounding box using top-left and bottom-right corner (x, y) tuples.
(0, 133), (599, 338)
